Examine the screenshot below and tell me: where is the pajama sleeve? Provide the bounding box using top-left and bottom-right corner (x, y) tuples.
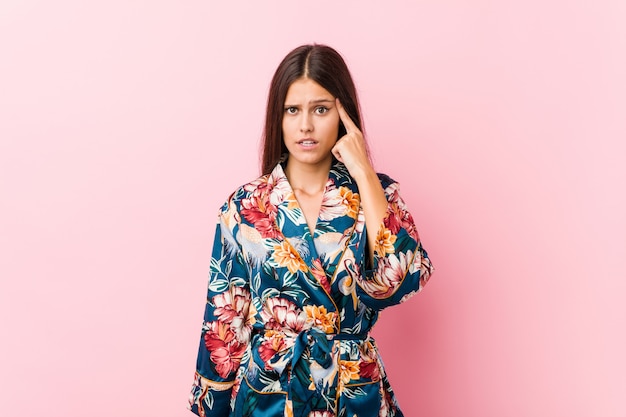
(355, 174), (434, 310)
(188, 210), (252, 417)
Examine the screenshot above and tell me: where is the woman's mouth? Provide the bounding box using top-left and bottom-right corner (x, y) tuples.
(297, 139), (318, 147)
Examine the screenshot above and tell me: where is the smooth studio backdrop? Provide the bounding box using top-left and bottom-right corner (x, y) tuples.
(1, 1), (625, 416)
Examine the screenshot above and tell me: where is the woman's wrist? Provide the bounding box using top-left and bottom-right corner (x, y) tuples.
(351, 164), (378, 187)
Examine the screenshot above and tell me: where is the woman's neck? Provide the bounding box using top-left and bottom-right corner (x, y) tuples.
(284, 158), (332, 195)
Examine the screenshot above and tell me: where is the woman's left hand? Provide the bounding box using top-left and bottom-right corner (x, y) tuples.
(332, 99), (374, 181)
(333, 100), (388, 261)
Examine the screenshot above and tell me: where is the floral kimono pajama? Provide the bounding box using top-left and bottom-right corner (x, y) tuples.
(188, 161), (434, 417)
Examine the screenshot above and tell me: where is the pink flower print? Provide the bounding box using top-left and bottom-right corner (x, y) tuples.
(261, 297), (309, 335)
(203, 321), (247, 378)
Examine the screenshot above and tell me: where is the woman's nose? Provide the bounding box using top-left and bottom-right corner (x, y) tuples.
(299, 114), (313, 132)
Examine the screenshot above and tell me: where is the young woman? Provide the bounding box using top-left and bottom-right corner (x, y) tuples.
(188, 44), (434, 417)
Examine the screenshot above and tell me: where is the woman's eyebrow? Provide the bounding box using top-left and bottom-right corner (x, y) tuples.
(309, 98), (334, 104)
(284, 99), (334, 105)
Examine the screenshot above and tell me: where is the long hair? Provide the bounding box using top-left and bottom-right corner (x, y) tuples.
(261, 44), (367, 175)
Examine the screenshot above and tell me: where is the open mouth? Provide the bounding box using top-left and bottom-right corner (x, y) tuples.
(298, 139), (318, 146)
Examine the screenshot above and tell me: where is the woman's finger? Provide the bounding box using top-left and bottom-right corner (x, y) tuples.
(336, 99), (360, 135)
(331, 141), (344, 162)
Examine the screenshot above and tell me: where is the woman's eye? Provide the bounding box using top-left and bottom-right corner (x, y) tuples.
(315, 106), (329, 115)
(285, 107), (298, 114)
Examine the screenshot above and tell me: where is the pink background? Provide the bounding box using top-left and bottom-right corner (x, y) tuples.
(1, 1), (625, 416)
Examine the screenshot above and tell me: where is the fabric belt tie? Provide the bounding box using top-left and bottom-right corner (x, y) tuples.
(286, 328), (369, 417)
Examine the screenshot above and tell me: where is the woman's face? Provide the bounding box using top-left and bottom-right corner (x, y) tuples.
(282, 78), (340, 170)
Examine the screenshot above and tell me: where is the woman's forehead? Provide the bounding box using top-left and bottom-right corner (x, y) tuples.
(284, 78), (334, 103)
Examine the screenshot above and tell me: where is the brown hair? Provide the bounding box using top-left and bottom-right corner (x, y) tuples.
(260, 44), (367, 175)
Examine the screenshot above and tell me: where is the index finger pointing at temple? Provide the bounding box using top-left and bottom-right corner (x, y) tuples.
(336, 99), (359, 134)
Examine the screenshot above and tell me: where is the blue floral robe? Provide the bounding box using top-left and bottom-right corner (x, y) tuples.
(188, 161), (434, 417)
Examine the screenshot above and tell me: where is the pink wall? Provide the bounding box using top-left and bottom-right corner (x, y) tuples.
(1, 1), (624, 416)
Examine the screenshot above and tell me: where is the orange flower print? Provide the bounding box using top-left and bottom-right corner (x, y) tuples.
(303, 305), (337, 334)
(286, 191), (299, 211)
(272, 241), (306, 274)
(338, 187), (359, 219)
(285, 398), (294, 417)
(374, 227), (397, 257)
(258, 330), (287, 369)
(338, 360), (360, 385)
